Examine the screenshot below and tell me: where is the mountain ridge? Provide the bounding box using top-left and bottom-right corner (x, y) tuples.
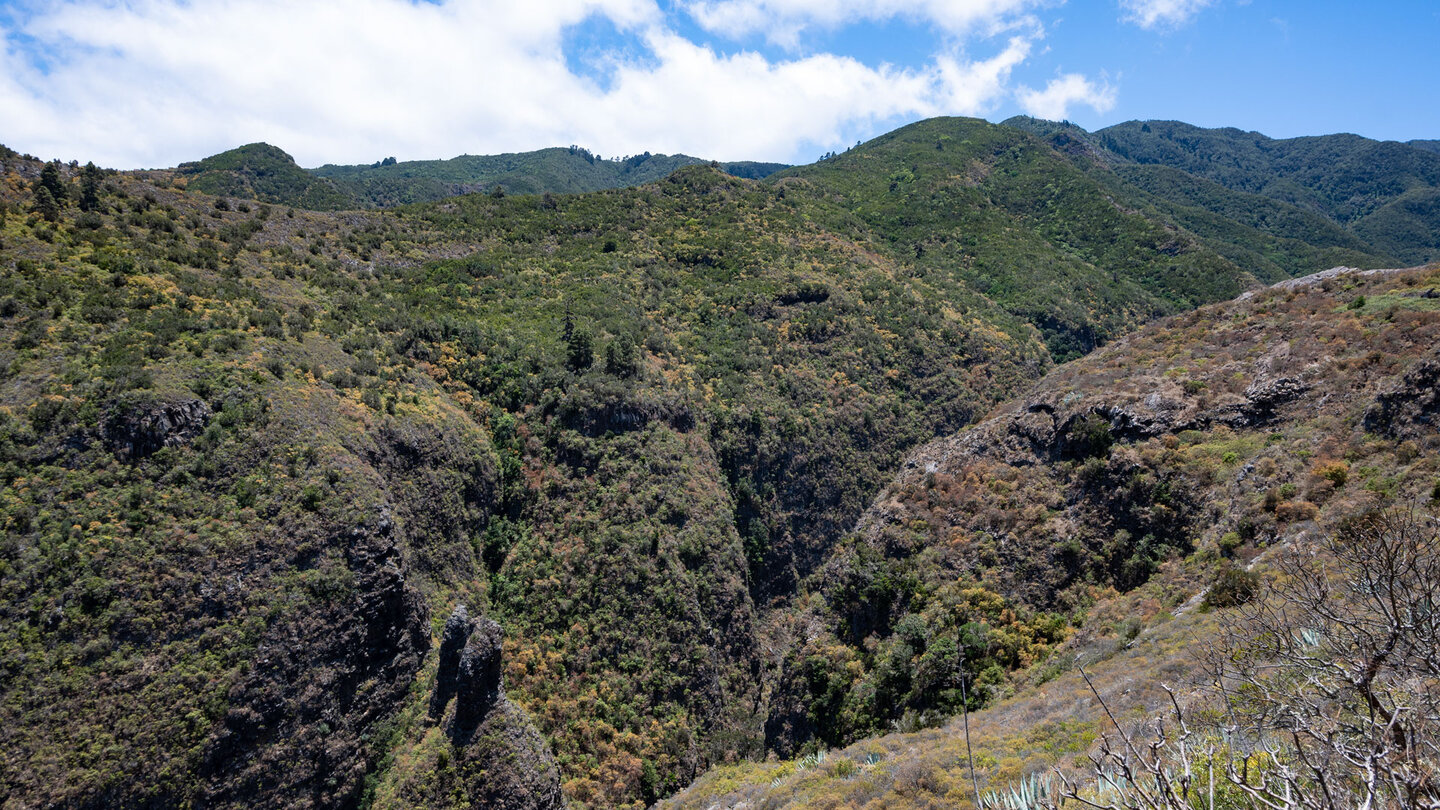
(176, 141), (788, 210)
(1013, 116), (1440, 265)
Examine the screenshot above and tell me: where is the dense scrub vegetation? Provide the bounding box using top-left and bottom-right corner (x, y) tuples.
(1, 114), (1434, 809)
(667, 263), (1440, 808)
(0, 138), (1045, 807)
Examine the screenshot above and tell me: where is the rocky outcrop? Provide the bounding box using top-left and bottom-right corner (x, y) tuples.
(1364, 356), (1440, 439)
(1218, 375), (1311, 427)
(431, 605), (503, 736)
(102, 396), (212, 459)
(556, 384), (696, 438)
(426, 606), (564, 810)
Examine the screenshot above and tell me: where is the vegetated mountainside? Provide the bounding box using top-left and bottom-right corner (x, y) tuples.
(1093, 120), (1440, 265)
(1002, 116), (1401, 277)
(0, 159), (555, 808)
(778, 117), (1264, 364)
(175, 143), (786, 212)
(0, 115), (1423, 809)
(0, 142), (1047, 808)
(310, 147), (787, 207)
(1411, 139), (1440, 155)
(667, 262), (1440, 808)
(176, 143), (354, 211)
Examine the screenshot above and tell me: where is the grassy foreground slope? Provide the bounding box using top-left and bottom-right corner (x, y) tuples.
(667, 263), (1440, 808)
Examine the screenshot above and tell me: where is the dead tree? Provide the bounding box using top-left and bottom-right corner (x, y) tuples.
(1054, 507), (1440, 810)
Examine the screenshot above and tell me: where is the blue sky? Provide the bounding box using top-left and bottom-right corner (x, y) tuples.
(0, 0), (1436, 169)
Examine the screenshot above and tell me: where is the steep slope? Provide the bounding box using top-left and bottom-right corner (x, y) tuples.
(176, 143), (354, 210)
(0, 147), (1049, 807)
(0, 158), (518, 807)
(310, 147), (787, 207)
(1095, 120), (1440, 264)
(1109, 162), (1392, 275)
(670, 262), (1440, 805)
(4, 126), (1429, 809)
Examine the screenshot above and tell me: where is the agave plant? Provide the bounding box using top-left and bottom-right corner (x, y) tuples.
(796, 750), (829, 771)
(980, 771), (1057, 810)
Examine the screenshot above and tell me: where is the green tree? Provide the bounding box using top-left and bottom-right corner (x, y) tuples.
(33, 185), (60, 222)
(79, 162), (103, 212)
(565, 326), (594, 372)
(604, 334), (639, 378)
(39, 161), (67, 205)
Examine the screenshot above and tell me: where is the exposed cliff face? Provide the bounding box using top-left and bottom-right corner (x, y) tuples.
(1365, 354), (1440, 439)
(432, 604), (504, 735)
(0, 324), (501, 809)
(200, 511), (430, 808)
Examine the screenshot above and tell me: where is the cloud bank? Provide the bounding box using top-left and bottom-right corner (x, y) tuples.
(0, 0), (1115, 168)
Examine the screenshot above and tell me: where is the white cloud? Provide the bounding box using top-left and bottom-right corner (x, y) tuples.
(1117, 0), (1216, 30)
(0, 0), (1051, 169)
(1016, 73), (1116, 120)
(933, 35), (1033, 112)
(684, 0), (1043, 46)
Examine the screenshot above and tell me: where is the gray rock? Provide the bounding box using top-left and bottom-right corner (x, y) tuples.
(429, 605), (563, 810)
(1217, 376), (1310, 427)
(1364, 358), (1440, 439)
(102, 396), (212, 458)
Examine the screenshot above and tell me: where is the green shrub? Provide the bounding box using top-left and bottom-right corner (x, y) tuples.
(1069, 413), (1113, 458)
(300, 483), (324, 511)
(1203, 564), (1260, 609)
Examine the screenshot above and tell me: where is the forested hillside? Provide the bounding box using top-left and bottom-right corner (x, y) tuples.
(174, 143), (786, 211)
(0, 114), (1432, 809)
(1088, 119), (1440, 265)
(176, 143), (354, 211)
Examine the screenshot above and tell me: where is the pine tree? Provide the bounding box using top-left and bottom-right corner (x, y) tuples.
(33, 186), (59, 222)
(565, 326), (594, 372)
(79, 162), (103, 212)
(39, 161), (67, 205)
